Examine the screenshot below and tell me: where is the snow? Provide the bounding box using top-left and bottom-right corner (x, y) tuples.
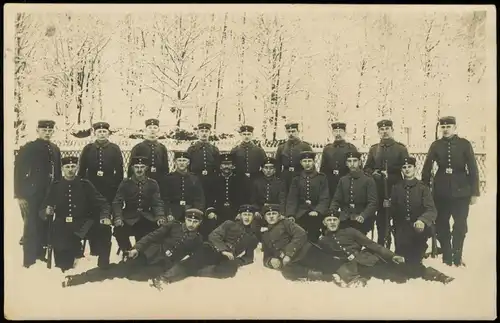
(4, 195), (496, 320)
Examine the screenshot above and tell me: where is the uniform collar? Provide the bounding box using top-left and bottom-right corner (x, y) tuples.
(195, 140), (210, 147)
(349, 169), (363, 179)
(333, 140), (346, 147)
(175, 170), (189, 176)
(301, 169), (318, 178)
(443, 135), (458, 142)
(264, 175), (276, 181)
(62, 177), (77, 183)
(240, 141), (254, 147)
(287, 137), (301, 144)
(144, 139), (158, 146)
(404, 178), (418, 188)
(131, 175), (147, 184)
(380, 138), (395, 147)
(94, 140), (110, 148)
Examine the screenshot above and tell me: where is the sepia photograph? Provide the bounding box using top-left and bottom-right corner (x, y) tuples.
(3, 3), (497, 320)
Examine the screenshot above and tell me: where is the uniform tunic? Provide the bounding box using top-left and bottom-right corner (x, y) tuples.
(187, 140), (221, 207)
(164, 171), (205, 220)
(320, 140), (358, 198)
(230, 141), (267, 181)
(250, 175), (286, 214)
(275, 138), (313, 193)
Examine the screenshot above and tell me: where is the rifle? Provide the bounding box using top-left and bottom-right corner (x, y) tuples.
(46, 210), (54, 269)
(430, 222), (438, 258)
(382, 160), (393, 249)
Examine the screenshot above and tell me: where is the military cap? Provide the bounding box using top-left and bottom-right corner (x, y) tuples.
(262, 156), (277, 167)
(61, 156), (79, 166)
(145, 118), (160, 127)
(402, 156), (417, 166)
(185, 208), (204, 221)
(345, 151), (362, 160)
(220, 152), (233, 164)
(92, 122), (110, 130)
(174, 151), (190, 160)
(239, 204), (256, 213)
(439, 116), (456, 125)
(262, 204), (281, 214)
(377, 119), (393, 128)
(239, 125), (254, 133)
(299, 150), (316, 160)
(37, 120), (56, 129)
(323, 211), (340, 221)
(331, 122), (347, 130)
(130, 156), (149, 166)
(285, 122), (299, 130)
(197, 123), (212, 130)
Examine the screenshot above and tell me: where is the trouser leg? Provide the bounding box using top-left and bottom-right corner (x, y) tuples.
(196, 259), (240, 279)
(434, 197), (453, 265)
(450, 197), (470, 266)
(297, 245), (344, 277)
(134, 219), (158, 243)
(87, 223), (112, 268)
(113, 225), (133, 252)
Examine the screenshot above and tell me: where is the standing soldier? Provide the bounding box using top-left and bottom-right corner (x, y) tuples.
(363, 119), (409, 246)
(230, 125), (267, 184)
(40, 156), (112, 272)
(113, 156), (167, 255)
(203, 153), (251, 239)
(128, 118), (170, 205)
(320, 122), (358, 199)
(164, 151), (205, 222)
(250, 156), (287, 216)
(421, 116), (480, 267)
(14, 119), (62, 268)
(187, 123), (221, 208)
(329, 151), (378, 234)
(285, 151), (330, 243)
(78, 121), (124, 260)
(275, 122), (313, 195)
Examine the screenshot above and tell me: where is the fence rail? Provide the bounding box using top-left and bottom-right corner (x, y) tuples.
(13, 148), (487, 194)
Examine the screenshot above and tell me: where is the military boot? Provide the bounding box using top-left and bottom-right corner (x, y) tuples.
(196, 265), (217, 277)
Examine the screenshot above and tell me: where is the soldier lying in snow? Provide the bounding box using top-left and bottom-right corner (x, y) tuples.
(150, 204), (260, 290)
(62, 209), (204, 288)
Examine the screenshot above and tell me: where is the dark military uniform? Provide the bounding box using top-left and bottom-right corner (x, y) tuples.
(285, 153), (330, 243)
(112, 172), (166, 253)
(230, 128), (267, 183)
(261, 207), (343, 282)
(40, 157), (111, 271)
(421, 116), (480, 266)
(63, 213), (204, 288)
(14, 120), (62, 267)
(164, 170), (205, 221)
(363, 120), (410, 245)
(320, 123), (358, 198)
(329, 169), (378, 234)
(251, 175), (286, 215)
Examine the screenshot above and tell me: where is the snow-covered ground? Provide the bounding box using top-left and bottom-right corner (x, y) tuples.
(4, 195), (497, 320)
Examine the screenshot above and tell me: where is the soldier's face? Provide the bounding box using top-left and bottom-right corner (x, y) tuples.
(240, 212), (254, 226)
(378, 126), (393, 139)
(402, 164), (416, 178)
(62, 164), (78, 178)
(265, 211), (280, 225)
(145, 125), (159, 139)
(175, 158), (190, 171)
(346, 158), (360, 171)
(132, 164), (147, 177)
(323, 217), (340, 232)
(440, 124), (456, 138)
(185, 218), (201, 231)
(333, 129), (346, 141)
(198, 129), (210, 141)
(240, 131), (253, 142)
(286, 128), (299, 139)
(262, 165), (276, 177)
(95, 129), (110, 141)
(300, 158), (315, 171)
(36, 128), (54, 141)
(220, 162), (234, 174)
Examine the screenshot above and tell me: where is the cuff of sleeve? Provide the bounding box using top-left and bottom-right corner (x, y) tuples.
(418, 216), (432, 227)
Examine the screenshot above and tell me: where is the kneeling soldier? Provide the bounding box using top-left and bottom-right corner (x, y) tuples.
(40, 156), (112, 272)
(329, 151), (378, 234)
(113, 156), (167, 255)
(150, 204), (260, 290)
(62, 209), (204, 287)
(261, 204), (343, 283)
(319, 213), (454, 287)
(285, 151), (330, 243)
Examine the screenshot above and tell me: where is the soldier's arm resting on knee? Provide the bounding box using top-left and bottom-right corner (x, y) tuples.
(208, 221), (231, 253)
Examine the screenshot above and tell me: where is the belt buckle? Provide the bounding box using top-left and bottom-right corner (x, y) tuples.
(245, 173), (251, 177)
(97, 170), (104, 177)
(305, 200), (311, 205)
(151, 166), (157, 173)
(137, 208), (143, 211)
(224, 202), (230, 207)
(288, 167), (295, 172)
(65, 217), (73, 223)
(165, 250), (172, 257)
(202, 170), (208, 176)
(445, 168), (453, 174)
(349, 203), (355, 209)
(333, 170), (339, 175)
(180, 200), (186, 206)
(347, 254), (355, 261)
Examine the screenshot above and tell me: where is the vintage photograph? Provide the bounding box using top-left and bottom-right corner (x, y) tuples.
(3, 4), (497, 320)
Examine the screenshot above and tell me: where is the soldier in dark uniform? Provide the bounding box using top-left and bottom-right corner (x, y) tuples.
(363, 119), (409, 246)
(261, 204), (344, 283)
(62, 209), (204, 288)
(14, 119), (62, 268)
(187, 123), (221, 208)
(285, 151), (330, 243)
(150, 205), (260, 290)
(275, 122), (313, 195)
(77, 121), (124, 260)
(164, 151), (205, 222)
(40, 156), (112, 272)
(230, 125), (267, 184)
(128, 118), (170, 205)
(329, 151), (378, 234)
(320, 122), (359, 198)
(202, 153), (251, 239)
(318, 213), (454, 287)
(421, 116), (480, 267)
(250, 156), (287, 218)
(113, 156), (167, 255)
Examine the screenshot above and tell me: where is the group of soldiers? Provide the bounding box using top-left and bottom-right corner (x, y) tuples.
(13, 115), (480, 288)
